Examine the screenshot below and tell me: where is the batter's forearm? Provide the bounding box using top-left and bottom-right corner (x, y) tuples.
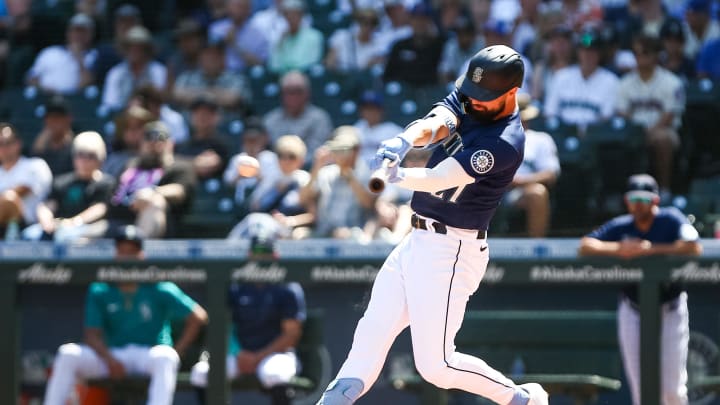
(400, 106), (458, 147)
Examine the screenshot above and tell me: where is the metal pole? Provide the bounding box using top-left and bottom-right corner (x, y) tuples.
(206, 262), (230, 405)
(0, 271), (18, 405)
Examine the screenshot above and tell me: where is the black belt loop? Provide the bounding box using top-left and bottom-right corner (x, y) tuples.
(411, 213), (486, 240)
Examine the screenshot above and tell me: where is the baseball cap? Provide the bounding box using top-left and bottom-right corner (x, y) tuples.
(577, 28), (604, 49)
(660, 18), (685, 40)
(686, 0), (711, 12)
(190, 96), (220, 111)
(69, 13), (95, 30)
(123, 26), (153, 45)
(359, 90), (384, 107)
(516, 93), (539, 122)
(174, 18), (203, 38)
(44, 97), (70, 116)
(325, 126), (360, 151)
(143, 121), (171, 141)
(114, 4), (141, 19)
(484, 19), (514, 37)
(625, 174), (659, 199)
(114, 225), (145, 248)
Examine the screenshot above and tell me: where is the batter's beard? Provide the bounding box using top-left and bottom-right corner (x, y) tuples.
(463, 99), (506, 123)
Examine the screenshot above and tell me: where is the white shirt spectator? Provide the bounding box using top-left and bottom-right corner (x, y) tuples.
(313, 160), (372, 236)
(516, 129), (561, 177)
(27, 46), (98, 94)
(354, 119), (403, 165)
(543, 65), (619, 126)
(102, 61), (168, 111)
(250, 6), (312, 49)
(328, 27), (387, 71)
(616, 67), (685, 129)
(160, 105), (189, 144)
(208, 18), (270, 71)
(263, 105), (334, 153)
(0, 157), (52, 223)
(683, 20), (720, 58)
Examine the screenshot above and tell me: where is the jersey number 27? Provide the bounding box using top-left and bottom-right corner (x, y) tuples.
(432, 184), (466, 203)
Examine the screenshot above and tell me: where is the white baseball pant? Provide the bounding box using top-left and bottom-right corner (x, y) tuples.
(334, 226), (527, 404)
(43, 343), (180, 405)
(190, 351), (300, 388)
(618, 292), (689, 405)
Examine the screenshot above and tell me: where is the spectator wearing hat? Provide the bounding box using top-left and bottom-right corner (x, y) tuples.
(107, 121), (196, 238)
(496, 94), (560, 237)
(481, 19), (534, 92)
(0, 123), (52, 237)
(263, 70), (334, 153)
(384, 3), (445, 86)
(94, 4), (142, 85)
(102, 25), (167, 111)
(43, 225), (208, 405)
(104, 105), (155, 178)
(544, 28), (619, 128)
(31, 97), (75, 176)
(659, 18), (696, 80)
(176, 98), (232, 180)
(579, 173), (701, 405)
(35, 131), (115, 241)
(299, 126), (377, 239)
(353, 90), (403, 165)
(325, 8), (387, 72)
(129, 85), (189, 144)
(683, 0), (720, 58)
(268, 0), (324, 74)
(173, 39), (252, 112)
(531, 24), (575, 101)
(438, 15), (484, 84)
(616, 34), (685, 200)
(26, 13), (97, 94)
(166, 19), (206, 91)
(208, 0), (270, 71)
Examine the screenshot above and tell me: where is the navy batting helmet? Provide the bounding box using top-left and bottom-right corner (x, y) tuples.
(455, 45), (524, 102)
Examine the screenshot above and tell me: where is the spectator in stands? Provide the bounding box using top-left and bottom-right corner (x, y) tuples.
(176, 97), (231, 180)
(26, 13), (97, 94)
(107, 121), (196, 238)
(439, 15), (484, 84)
(102, 26), (167, 112)
(616, 34), (685, 201)
(531, 24), (574, 101)
(299, 126), (376, 239)
(482, 19), (534, 92)
(268, 0), (324, 74)
(624, 0), (666, 38)
(353, 90), (403, 165)
(263, 70), (334, 153)
(696, 37), (720, 80)
(31, 97), (74, 176)
(104, 105), (155, 178)
(191, 280), (306, 405)
(601, 25), (637, 77)
(325, 8), (387, 72)
(208, 0), (270, 71)
(166, 19), (206, 91)
(173, 39), (252, 113)
(558, 0), (603, 31)
(544, 27), (619, 128)
(659, 18), (696, 81)
(43, 225), (208, 405)
(683, 0), (720, 59)
(376, 0), (412, 54)
(129, 85), (189, 144)
(0, 123), (52, 237)
(579, 173), (701, 405)
(94, 4), (142, 86)
(512, 0), (540, 56)
(224, 118), (281, 207)
(383, 3), (445, 86)
(499, 94), (560, 237)
(35, 131), (114, 241)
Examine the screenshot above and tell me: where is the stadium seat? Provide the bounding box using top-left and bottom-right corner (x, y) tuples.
(382, 81), (418, 127)
(681, 79), (720, 178)
(246, 66), (279, 116)
(181, 179), (238, 238)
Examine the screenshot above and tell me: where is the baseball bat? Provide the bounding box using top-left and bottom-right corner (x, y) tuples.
(368, 159), (392, 193)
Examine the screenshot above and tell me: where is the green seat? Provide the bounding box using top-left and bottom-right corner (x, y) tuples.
(382, 81), (419, 127)
(390, 310), (622, 405)
(181, 179), (238, 238)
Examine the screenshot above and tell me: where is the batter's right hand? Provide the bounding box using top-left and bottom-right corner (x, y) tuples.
(372, 137), (411, 170)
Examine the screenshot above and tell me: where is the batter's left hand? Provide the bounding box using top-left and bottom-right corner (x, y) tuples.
(372, 137), (411, 170)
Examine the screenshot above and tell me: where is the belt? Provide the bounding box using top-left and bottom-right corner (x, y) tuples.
(411, 213), (487, 240)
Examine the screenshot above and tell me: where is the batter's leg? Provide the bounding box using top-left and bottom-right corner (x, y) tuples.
(318, 237), (412, 403)
(404, 233), (534, 405)
(618, 297), (641, 405)
(43, 343), (110, 405)
(661, 293), (689, 405)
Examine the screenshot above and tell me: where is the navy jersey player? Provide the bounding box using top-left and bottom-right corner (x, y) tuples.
(579, 174), (701, 405)
(317, 45), (549, 405)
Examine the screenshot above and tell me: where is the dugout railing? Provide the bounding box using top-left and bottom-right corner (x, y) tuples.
(2, 245), (720, 405)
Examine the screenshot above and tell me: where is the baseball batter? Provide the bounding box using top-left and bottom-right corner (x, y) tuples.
(579, 174), (702, 405)
(317, 45), (549, 405)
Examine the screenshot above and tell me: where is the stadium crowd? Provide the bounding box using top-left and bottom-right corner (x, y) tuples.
(0, 0), (719, 242)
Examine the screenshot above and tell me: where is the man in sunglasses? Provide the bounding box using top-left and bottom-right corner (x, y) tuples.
(579, 173), (702, 405)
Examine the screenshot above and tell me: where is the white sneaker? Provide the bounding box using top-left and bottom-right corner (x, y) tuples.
(520, 383), (549, 405)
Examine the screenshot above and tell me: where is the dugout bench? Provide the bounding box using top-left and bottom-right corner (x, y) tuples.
(389, 310), (622, 405)
(81, 309), (331, 405)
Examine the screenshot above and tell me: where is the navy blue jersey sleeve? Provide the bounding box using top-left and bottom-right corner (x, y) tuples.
(587, 216), (630, 241)
(665, 207), (696, 241)
(433, 89), (464, 117)
(452, 139), (520, 179)
(279, 283), (306, 322)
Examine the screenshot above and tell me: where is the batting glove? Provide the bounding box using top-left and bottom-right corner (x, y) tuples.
(372, 136), (412, 170)
(386, 163), (404, 183)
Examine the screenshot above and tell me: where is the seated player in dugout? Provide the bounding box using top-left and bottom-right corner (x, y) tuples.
(42, 226), (208, 405)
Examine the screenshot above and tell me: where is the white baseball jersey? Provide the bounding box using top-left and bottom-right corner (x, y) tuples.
(543, 65), (619, 126)
(0, 156), (52, 223)
(516, 129), (561, 178)
(616, 67), (685, 129)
